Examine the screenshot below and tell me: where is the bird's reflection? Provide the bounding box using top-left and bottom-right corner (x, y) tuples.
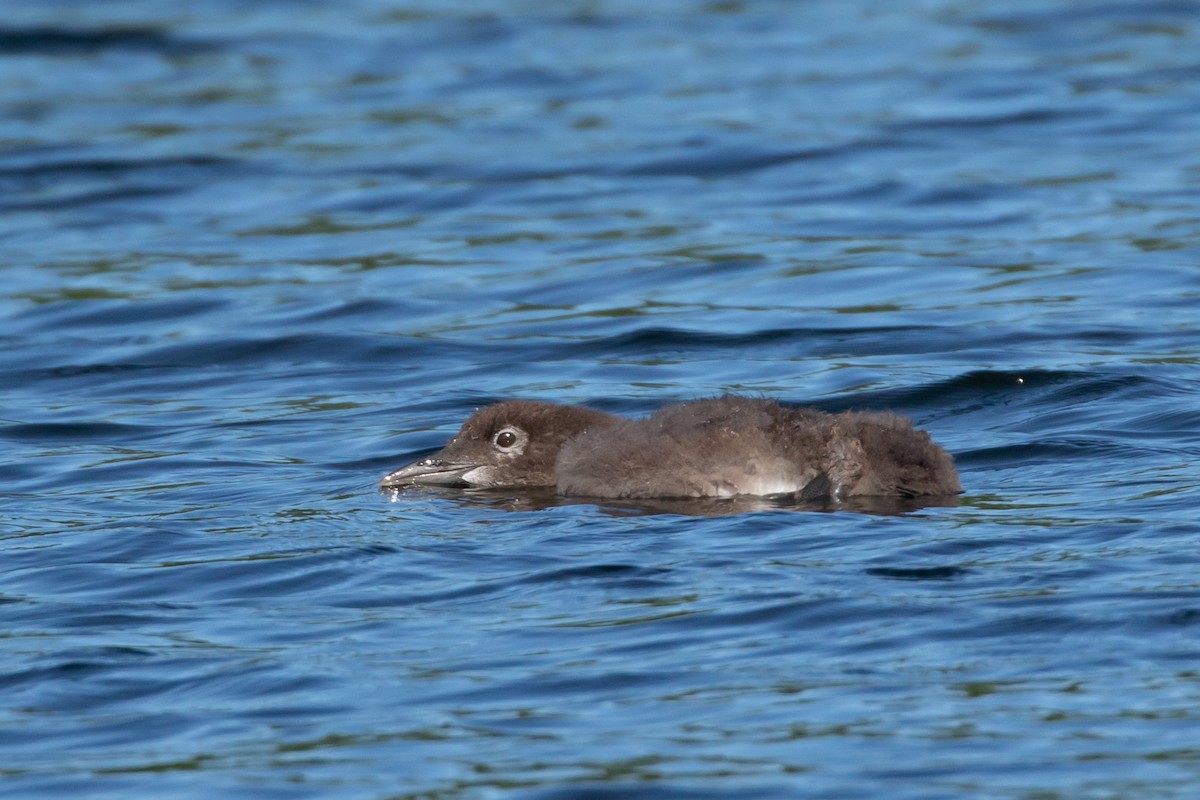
(381, 485), (959, 517)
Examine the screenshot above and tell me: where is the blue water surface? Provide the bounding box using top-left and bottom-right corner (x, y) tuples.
(2, 1), (1200, 798)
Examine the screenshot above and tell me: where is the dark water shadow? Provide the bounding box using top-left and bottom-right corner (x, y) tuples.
(381, 485), (959, 518)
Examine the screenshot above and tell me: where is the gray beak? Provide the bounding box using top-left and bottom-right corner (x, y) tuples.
(379, 456), (477, 488)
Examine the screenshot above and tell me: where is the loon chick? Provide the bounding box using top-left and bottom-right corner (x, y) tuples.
(380, 396), (961, 500)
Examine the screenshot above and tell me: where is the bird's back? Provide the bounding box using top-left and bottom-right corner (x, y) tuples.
(557, 397), (828, 498)
(555, 396), (959, 499)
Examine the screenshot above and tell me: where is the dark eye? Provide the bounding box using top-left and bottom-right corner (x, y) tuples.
(494, 430), (517, 448)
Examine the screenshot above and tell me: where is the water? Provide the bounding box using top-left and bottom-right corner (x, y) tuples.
(2, 1), (1199, 797)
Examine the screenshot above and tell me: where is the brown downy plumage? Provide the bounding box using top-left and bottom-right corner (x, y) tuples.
(380, 396), (961, 500)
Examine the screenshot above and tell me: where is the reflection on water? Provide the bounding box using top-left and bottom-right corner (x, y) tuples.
(382, 485), (962, 517)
